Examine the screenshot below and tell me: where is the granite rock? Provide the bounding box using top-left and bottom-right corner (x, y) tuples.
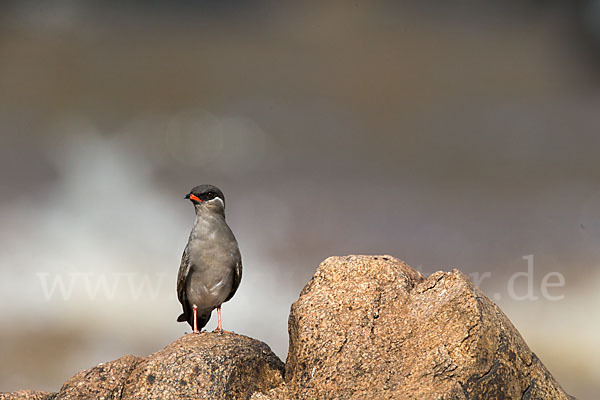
(277, 255), (573, 399)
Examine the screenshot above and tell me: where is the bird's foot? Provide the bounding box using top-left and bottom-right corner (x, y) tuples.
(213, 328), (233, 334)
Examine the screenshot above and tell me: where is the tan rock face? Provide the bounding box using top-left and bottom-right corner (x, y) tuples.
(282, 255), (573, 399)
(121, 334), (284, 400)
(0, 390), (55, 400)
(57, 354), (141, 399)
(17, 333), (283, 400)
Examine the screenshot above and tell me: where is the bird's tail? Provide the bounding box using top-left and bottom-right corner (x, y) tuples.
(177, 311), (211, 331)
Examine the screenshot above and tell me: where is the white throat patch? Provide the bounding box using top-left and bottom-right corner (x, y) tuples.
(208, 197), (225, 207)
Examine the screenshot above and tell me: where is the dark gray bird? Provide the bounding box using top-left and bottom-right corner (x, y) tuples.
(177, 184), (242, 333)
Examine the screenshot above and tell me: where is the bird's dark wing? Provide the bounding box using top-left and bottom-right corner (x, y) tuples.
(176, 244), (192, 322)
(225, 257), (242, 302)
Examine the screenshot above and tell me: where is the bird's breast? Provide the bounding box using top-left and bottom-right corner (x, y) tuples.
(184, 226), (240, 311)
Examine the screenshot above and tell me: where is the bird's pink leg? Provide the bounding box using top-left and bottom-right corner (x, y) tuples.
(216, 306), (223, 333)
(193, 304), (199, 333)
(214, 306), (232, 334)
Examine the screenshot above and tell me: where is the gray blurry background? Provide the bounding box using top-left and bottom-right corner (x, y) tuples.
(1, 1), (599, 398)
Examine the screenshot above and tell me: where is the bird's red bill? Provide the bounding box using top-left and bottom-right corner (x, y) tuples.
(189, 194), (202, 202)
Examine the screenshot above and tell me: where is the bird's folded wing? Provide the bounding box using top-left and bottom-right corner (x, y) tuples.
(177, 245), (191, 305)
(225, 259), (242, 302)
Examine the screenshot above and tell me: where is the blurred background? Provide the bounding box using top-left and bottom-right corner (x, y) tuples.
(1, 0), (599, 398)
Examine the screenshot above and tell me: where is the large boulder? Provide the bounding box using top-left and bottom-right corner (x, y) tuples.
(120, 333), (283, 400)
(4, 333), (284, 400)
(273, 255), (573, 399)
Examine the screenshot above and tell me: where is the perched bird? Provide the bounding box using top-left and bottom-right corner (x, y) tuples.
(177, 184), (242, 333)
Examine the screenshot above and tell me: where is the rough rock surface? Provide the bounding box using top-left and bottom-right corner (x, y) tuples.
(2, 333), (283, 400)
(57, 354), (141, 399)
(0, 391), (55, 400)
(273, 255), (573, 399)
(120, 333), (284, 400)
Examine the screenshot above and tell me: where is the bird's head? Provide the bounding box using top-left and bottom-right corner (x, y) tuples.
(185, 184), (225, 214)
